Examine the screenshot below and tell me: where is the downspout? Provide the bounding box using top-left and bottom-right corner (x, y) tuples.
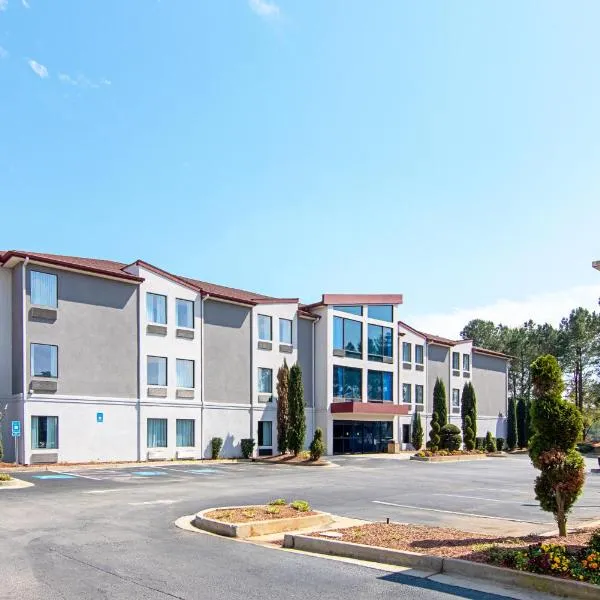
(21, 257), (29, 465)
(311, 317), (316, 442)
(200, 293), (209, 458)
(249, 306), (254, 447)
(136, 283), (141, 461)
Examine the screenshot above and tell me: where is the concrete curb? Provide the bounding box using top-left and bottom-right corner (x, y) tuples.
(251, 458), (336, 468)
(284, 534), (599, 600)
(193, 507), (333, 539)
(0, 477), (34, 490)
(410, 454), (489, 463)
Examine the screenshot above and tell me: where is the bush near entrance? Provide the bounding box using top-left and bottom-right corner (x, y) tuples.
(211, 437), (223, 460)
(309, 428), (325, 461)
(241, 438), (255, 459)
(440, 424), (462, 451)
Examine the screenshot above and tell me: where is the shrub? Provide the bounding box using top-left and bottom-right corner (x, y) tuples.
(242, 509), (257, 519)
(517, 397), (529, 448)
(290, 500), (310, 512)
(411, 411), (424, 450)
(440, 424), (462, 451)
(463, 415), (475, 451)
(485, 431), (496, 453)
(506, 398), (517, 450)
(241, 438), (255, 459)
(428, 412), (440, 451)
(475, 437), (485, 450)
(309, 428), (325, 461)
(269, 498), (287, 506)
(461, 382), (477, 443)
(433, 378), (448, 427)
(496, 438), (505, 452)
(211, 437), (223, 460)
(266, 506), (280, 515)
(589, 529), (600, 552)
(287, 364), (306, 456)
(276, 360), (290, 454)
(0, 473), (11, 482)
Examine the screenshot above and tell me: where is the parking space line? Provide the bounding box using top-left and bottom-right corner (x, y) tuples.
(128, 499), (181, 506)
(431, 493), (527, 504)
(152, 466), (220, 475)
(84, 488), (129, 494)
(372, 500), (553, 524)
(49, 470), (103, 481)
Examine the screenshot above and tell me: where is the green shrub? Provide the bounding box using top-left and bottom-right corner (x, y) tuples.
(241, 438), (255, 459)
(496, 438), (505, 452)
(475, 437), (485, 450)
(290, 500), (310, 512)
(0, 473), (11, 482)
(266, 505), (280, 515)
(433, 378), (448, 427)
(287, 364), (306, 456)
(485, 431), (496, 453)
(269, 498), (287, 506)
(440, 424), (462, 451)
(411, 411), (424, 450)
(211, 437), (223, 460)
(428, 412), (440, 451)
(517, 397), (529, 448)
(588, 529), (600, 552)
(463, 415), (475, 451)
(577, 443), (594, 454)
(309, 428), (325, 461)
(506, 398), (517, 450)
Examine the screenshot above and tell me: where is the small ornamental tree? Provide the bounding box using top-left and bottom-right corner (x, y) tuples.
(463, 415), (475, 450)
(433, 378), (448, 427)
(309, 428), (325, 461)
(517, 398), (529, 448)
(506, 397), (517, 451)
(485, 431), (496, 453)
(428, 412), (440, 451)
(529, 355), (585, 536)
(287, 363), (306, 456)
(469, 382), (477, 440)
(411, 411), (424, 450)
(440, 424), (462, 451)
(460, 382), (477, 447)
(276, 360), (290, 454)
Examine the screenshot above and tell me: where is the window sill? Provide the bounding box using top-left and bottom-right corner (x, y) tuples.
(30, 379), (57, 392)
(176, 389), (195, 399)
(463, 371), (471, 378)
(257, 340), (272, 351)
(176, 328), (195, 340)
(147, 324), (167, 336)
(147, 386), (167, 398)
(279, 343), (293, 354)
(452, 370), (461, 377)
(258, 393), (273, 403)
(402, 362), (412, 369)
(29, 306), (57, 322)
(30, 451), (58, 464)
(415, 364), (424, 372)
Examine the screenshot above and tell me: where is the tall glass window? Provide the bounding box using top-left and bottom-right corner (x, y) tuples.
(176, 419), (195, 447)
(402, 342), (412, 363)
(258, 368), (272, 393)
(176, 299), (194, 328)
(31, 344), (58, 378)
(415, 345), (424, 365)
(31, 271), (57, 308)
(367, 305), (393, 322)
(463, 354), (470, 371)
(368, 325), (393, 361)
(176, 359), (194, 388)
(452, 388), (460, 413)
(333, 366), (362, 400)
(279, 318), (292, 344)
(367, 370), (393, 402)
(31, 416), (58, 449)
(147, 418), (167, 448)
(147, 356), (167, 386)
(402, 383), (412, 404)
(258, 315), (272, 341)
(258, 421), (273, 446)
(415, 384), (424, 404)
(147, 293), (167, 324)
(334, 305), (362, 316)
(452, 352), (460, 371)
(333, 317), (362, 358)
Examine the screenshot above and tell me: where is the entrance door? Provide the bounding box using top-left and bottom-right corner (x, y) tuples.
(333, 421), (393, 454)
(402, 424), (411, 445)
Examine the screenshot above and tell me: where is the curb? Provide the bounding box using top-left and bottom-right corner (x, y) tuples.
(410, 454), (489, 463)
(284, 534), (598, 600)
(251, 459), (335, 468)
(0, 477), (34, 491)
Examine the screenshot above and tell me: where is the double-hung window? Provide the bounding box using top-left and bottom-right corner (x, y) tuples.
(147, 293), (167, 325)
(452, 389), (460, 414)
(452, 352), (460, 372)
(463, 354), (470, 372)
(415, 384), (424, 405)
(415, 345), (424, 365)
(279, 318), (292, 345)
(258, 315), (272, 341)
(402, 383), (412, 404)
(176, 299), (194, 328)
(333, 366), (362, 400)
(367, 370), (393, 402)
(333, 317), (362, 358)
(402, 342), (412, 363)
(147, 418), (167, 448)
(368, 324), (393, 362)
(31, 416), (58, 449)
(31, 344), (58, 378)
(176, 359), (194, 388)
(176, 419), (195, 447)
(31, 271), (57, 308)
(258, 368), (272, 394)
(147, 356), (167, 386)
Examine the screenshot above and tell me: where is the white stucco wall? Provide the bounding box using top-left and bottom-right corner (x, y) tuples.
(0, 268), (12, 397)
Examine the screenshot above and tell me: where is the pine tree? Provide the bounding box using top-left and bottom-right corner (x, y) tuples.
(428, 412), (440, 451)
(276, 359), (290, 454)
(411, 411), (424, 450)
(287, 363), (306, 456)
(517, 397), (528, 448)
(506, 397), (517, 450)
(433, 378), (448, 427)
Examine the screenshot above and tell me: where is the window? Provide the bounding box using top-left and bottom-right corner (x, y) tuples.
(402, 342), (412, 363)
(368, 324), (393, 361)
(147, 356), (167, 386)
(463, 354), (470, 372)
(31, 344), (58, 378)
(279, 318), (292, 345)
(333, 316), (363, 358)
(415, 384), (424, 404)
(452, 389), (460, 414)
(147, 418), (167, 448)
(258, 367), (272, 394)
(147, 293), (167, 325)
(334, 305), (362, 316)
(258, 421), (273, 447)
(176, 359), (194, 388)
(258, 314), (272, 341)
(333, 366), (362, 400)
(31, 271), (57, 308)
(176, 299), (194, 328)
(402, 383), (412, 404)
(176, 419), (195, 447)
(31, 416), (58, 449)
(452, 352), (460, 371)
(368, 305), (393, 322)
(415, 345), (424, 365)
(367, 370), (393, 402)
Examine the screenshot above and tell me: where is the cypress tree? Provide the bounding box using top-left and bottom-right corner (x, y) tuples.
(429, 412), (440, 451)
(276, 359), (290, 454)
(287, 363), (306, 456)
(464, 415), (475, 450)
(517, 397), (528, 448)
(433, 378), (448, 427)
(506, 397), (517, 450)
(468, 382), (477, 440)
(411, 411), (424, 450)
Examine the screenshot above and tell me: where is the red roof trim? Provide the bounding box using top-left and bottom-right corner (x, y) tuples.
(253, 298), (299, 305)
(331, 402), (410, 415)
(322, 293), (403, 306)
(397, 321), (472, 347)
(130, 260), (206, 295)
(473, 346), (512, 360)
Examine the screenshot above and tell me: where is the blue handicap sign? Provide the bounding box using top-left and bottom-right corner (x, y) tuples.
(96, 412), (104, 423)
(11, 421), (21, 437)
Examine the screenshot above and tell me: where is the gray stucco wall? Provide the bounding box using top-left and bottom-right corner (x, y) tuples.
(427, 344), (449, 412)
(472, 353), (508, 417)
(203, 299), (251, 404)
(297, 318), (314, 407)
(26, 266), (139, 397)
(12, 267), (23, 395)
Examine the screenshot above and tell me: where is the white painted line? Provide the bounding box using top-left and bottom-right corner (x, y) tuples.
(431, 493), (528, 504)
(128, 499), (181, 506)
(468, 488), (528, 495)
(371, 501), (553, 525)
(49, 470), (102, 481)
(83, 488), (129, 495)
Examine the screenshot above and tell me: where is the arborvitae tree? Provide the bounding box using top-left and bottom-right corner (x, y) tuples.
(440, 424), (462, 451)
(411, 411), (424, 450)
(529, 355), (585, 536)
(433, 378), (448, 427)
(276, 359), (290, 454)
(309, 428), (325, 461)
(506, 397), (517, 450)
(463, 415), (475, 450)
(517, 397), (528, 448)
(287, 363), (306, 456)
(469, 382), (477, 440)
(485, 431), (496, 453)
(428, 412), (440, 451)
(460, 382), (471, 444)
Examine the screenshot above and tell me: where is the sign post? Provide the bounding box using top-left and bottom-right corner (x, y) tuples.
(11, 421), (21, 465)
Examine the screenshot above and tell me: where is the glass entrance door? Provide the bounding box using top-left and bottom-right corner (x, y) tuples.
(333, 421), (393, 454)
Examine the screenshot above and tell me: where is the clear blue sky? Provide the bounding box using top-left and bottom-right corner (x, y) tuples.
(1, 1), (599, 316)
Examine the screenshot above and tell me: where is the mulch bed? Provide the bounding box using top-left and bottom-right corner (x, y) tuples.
(311, 523), (594, 562)
(206, 505), (316, 523)
(253, 454), (329, 466)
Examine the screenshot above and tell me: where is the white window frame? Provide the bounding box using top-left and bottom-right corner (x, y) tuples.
(176, 298), (194, 329)
(258, 314), (272, 341)
(176, 358), (194, 389)
(30, 271), (58, 308)
(147, 292), (167, 325)
(147, 355), (167, 386)
(452, 388), (460, 414)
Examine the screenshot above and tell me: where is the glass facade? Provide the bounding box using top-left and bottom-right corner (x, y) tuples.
(415, 344), (424, 365)
(368, 324), (393, 361)
(332, 421), (393, 454)
(176, 359), (194, 388)
(402, 383), (412, 403)
(367, 370), (393, 401)
(147, 356), (167, 386)
(176, 299), (194, 328)
(258, 314), (272, 341)
(31, 271), (57, 308)
(367, 305), (393, 322)
(415, 384), (424, 404)
(334, 305), (362, 316)
(452, 352), (460, 370)
(176, 419), (195, 447)
(333, 316), (362, 358)
(31, 416), (58, 449)
(147, 293), (167, 324)
(452, 388), (461, 413)
(258, 367), (272, 393)
(402, 342), (412, 363)
(333, 365), (362, 400)
(279, 318), (292, 344)
(147, 418), (167, 448)
(463, 354), (470, 371)
(31, 344), (58, 378)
